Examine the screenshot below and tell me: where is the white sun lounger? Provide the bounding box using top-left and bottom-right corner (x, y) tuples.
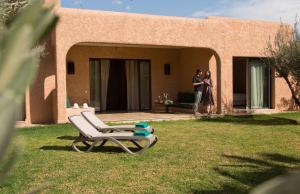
(68, 115), (158, 155)
(81, 111), (154, 133)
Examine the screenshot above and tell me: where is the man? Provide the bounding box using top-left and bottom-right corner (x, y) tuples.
(192, 69), (204, 115)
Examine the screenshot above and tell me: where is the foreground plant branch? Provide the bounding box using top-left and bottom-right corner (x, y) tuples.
(0, 0), (58, 183)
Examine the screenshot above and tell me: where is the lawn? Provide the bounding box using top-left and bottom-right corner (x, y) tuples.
(1, 113), (300, 194)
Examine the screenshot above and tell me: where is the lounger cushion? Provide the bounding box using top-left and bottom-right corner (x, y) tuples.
(133, 130), (151, 137)
(135, 122), (149, 128)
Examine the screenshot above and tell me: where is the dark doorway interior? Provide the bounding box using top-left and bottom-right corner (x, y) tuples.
(106, 60), (127, 111)
(233, 58), (247, 108)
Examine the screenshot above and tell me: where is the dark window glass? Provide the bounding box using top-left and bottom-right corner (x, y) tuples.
(67, 62), (75, 75)
(164, 64), (171, 75)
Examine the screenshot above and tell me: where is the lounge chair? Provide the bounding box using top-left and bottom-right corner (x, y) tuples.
(68, 115), (158, 155)
(81, 111), (154, 133)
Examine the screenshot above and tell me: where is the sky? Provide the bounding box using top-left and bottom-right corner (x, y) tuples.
(61, 0), (300, 24)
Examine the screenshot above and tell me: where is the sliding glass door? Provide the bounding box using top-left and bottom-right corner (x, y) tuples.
(139, 61), (151, 110)
(248, 59), (271, 109)
(89, 60), (101, 111)
(90, 59), (151, 112)
(126, 60), (140, 111)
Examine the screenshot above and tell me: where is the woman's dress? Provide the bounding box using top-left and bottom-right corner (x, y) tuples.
(201, 78), (214, 106)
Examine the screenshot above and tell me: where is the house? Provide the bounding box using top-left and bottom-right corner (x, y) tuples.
(18, 0), (295, 124)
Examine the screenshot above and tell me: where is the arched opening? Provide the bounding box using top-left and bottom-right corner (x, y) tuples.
(65, 42), (222, 114)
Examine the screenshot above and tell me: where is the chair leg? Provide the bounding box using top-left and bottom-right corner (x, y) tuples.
(151, 128), (155, 134)
(72, 138), (99, 153)
(107, 137), (155, 155)
(149, 136), (158, 148)
(130, 140), (143, 149)
(99, 140), (108, 147)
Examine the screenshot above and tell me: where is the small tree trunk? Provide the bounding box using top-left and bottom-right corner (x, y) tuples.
(283, 76), (300, 107)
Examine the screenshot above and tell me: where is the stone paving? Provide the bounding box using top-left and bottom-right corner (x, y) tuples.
(96, 112), (195, 123)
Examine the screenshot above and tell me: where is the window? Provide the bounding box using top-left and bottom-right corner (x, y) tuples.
(67, 61), (75, 75)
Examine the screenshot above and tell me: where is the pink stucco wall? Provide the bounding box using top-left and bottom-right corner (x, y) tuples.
(26, 2), (294, 123)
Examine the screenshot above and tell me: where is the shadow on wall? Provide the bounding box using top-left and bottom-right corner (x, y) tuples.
(278, 97), (300, 111)
(200, 114), (298, 126)
(277, 79), (300, 111)
(192, 153), (300, 194)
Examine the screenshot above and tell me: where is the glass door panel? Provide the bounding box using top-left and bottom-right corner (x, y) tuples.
(89, 60), (101, 112)
(249, 59), (271, 109)
(139, 61), (151, 110)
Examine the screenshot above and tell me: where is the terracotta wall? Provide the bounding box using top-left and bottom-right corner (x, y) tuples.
(28, 33), (56, 124)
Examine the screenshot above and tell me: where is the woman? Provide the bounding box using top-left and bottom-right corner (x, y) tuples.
(201, 71), (214, 114)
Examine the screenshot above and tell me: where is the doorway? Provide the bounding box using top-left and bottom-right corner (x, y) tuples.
(106, 60), (127, 111)
(90, 58), (151, 113)
(233, 58), (247, 108)
(233, 57), (272, 109)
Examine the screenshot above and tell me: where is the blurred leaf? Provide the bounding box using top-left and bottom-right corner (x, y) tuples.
(0, 25), (33, 97)
(0, 0), (58, 96)
(0, 0), (58, 186)
(27, 184), (52, 194)
(251, 170), (300, 194)
(0, 96), (16, 162)
(0, 145), (21, 184)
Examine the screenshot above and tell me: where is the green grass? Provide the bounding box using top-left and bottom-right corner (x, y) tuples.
(1, 113), (300, 194)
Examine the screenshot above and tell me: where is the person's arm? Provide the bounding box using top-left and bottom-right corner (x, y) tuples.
(192, 77), (203, 86)
(193, 82), (203, 86)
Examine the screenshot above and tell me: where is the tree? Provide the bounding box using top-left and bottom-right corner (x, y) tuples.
(0, 0), (28, 27)
(264, 19), (300, 107)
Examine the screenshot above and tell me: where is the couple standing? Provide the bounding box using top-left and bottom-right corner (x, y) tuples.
(192, 69), (214, 115)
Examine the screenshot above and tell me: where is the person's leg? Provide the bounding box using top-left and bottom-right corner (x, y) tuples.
(193, 91), (201, 113)
(198, 91), (203, 113)
(199, 90), (204, 113)
(208, 104), (213, 115)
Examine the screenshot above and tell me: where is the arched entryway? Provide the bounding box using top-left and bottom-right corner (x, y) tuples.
(64, 42), (222, 117)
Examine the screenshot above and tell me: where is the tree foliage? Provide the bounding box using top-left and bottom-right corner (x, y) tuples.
(264, 19), (300, 107)
(0, 0), (28, 26)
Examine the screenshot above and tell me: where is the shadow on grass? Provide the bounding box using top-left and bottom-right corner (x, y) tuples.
(200, 115), (298, 126)
(57, 136), (77, 140)
(40, 145), (140, 154)
(54, 135), (142, 153)
(193, 153), (300, 194)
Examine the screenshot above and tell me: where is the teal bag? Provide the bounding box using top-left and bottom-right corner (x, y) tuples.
(134, 130), (150, 137)
(135, 122), (149, 128)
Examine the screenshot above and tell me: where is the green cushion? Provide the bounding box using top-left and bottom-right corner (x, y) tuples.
(135, 122), (149, 128)
(134, 130), (151, 137)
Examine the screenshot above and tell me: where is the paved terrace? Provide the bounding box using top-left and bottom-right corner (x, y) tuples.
(15, 112), (194, 127)
(96, 112), (195, 123)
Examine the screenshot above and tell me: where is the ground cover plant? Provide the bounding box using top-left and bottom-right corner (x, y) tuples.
(1, 112), (300, 193)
